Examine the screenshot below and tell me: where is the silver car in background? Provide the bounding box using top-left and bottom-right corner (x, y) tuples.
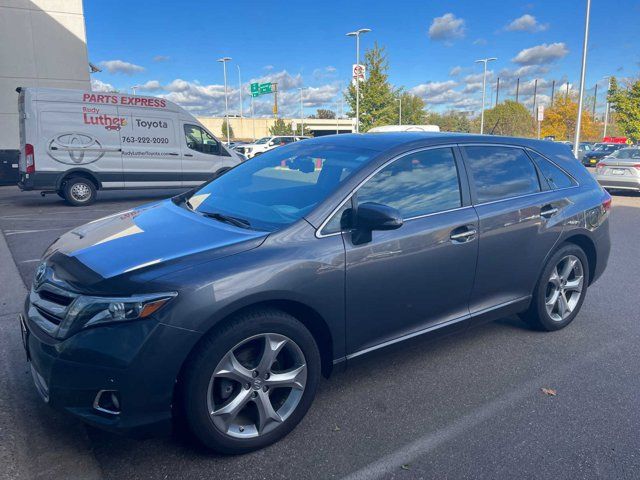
(595, 147), (640, 192)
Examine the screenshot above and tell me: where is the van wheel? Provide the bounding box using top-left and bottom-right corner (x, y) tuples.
(56, 190), (65, 199)
(63, 177), (97, 206)
(181, 309), (321, 454)
(520, 244), (589, 331)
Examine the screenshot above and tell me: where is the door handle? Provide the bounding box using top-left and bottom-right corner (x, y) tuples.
(168, 152), (179, 156)
(184, 153), (193, 157)
(450, 226), (477, 243)
(541, 205), (559, 218)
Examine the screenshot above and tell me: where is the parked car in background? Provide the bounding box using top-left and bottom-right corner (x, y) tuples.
(22, 133), (611, 454)
(368, 125), (440, 133)
(582, 143), (625, 167)
(595, 147), (640, 192)
(17, 88), (242, 205)
(235, 136), (307, 159)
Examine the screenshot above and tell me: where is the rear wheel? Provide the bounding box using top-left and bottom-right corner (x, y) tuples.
(182, 309), (321, 454)
(63, 177), (97, 206)
(521, 244), (589, 331)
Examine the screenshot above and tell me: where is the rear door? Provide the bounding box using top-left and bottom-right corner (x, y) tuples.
(39, 101), (123, 187)
(118, 109), (181, 188)
(181, 123), (237, 187)
(343, 146), (479, 355)
(461, 144), (565, 314)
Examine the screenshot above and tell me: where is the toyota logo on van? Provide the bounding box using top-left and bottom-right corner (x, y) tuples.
(47, 133), (104, 165)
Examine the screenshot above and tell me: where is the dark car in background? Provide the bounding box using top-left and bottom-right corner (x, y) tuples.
(582, 143), (625, 167)
(21, 133), (611, 454)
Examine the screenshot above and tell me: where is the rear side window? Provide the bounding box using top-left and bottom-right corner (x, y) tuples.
(356, 147), (462, 219)
(463, 146), (540, 203)
(527, 150), (576, 189)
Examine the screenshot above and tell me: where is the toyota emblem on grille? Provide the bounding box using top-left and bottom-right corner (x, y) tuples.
(47, 132), (104, 165)
(34, 262), (47, 286)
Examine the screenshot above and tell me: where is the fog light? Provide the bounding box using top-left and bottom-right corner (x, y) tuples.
(93, 390), (121, 415)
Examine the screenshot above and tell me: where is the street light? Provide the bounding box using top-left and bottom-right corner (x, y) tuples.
(297, 87), (306, 136)
(346, 28), (371, 133)
(602, 76), (611, 139)
(131, 85), (140, 95)
(237, 65), (243, 118)
(475, 57), (497, 135)
(573, 0), (591, 158)
(217, 57), (232, 143)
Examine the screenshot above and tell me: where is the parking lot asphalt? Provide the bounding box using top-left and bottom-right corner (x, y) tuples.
(1, 185), (639, 480)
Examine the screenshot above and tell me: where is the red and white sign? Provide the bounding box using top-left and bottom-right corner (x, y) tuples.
(352, 64), (366, 85)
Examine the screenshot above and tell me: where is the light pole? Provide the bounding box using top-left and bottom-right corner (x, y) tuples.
(573, 0), (591, 158)
(237, 65), (243, 118)
(346, 28), (371, 133)
(475, 57), (497, 134)
(297, 87), (306, 136)
(131, 85), (140, 95)
(217, 57), (232, 143)
(602, 76), (611, 139)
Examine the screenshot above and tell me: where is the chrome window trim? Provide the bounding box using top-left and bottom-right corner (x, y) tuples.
(315, 144), (462, 238)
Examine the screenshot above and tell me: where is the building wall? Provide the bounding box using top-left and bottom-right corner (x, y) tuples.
(197, 116), (355, 141)
(0, 0), (90, 151)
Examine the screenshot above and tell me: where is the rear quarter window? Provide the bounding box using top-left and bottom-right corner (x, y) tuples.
(527, 150), (577, 189)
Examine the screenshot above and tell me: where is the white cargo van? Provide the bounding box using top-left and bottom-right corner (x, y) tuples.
(17, 88), (243, 205)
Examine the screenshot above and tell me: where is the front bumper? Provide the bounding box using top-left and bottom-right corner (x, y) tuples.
(20, 300), (201, 437)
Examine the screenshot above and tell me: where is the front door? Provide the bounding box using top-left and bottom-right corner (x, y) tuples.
(181, 123), (237, 187)
(344, 146), (479, 355)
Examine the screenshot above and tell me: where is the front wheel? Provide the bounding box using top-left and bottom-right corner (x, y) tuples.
(182, 309), (321, 454)
(521, 244), (589, 331)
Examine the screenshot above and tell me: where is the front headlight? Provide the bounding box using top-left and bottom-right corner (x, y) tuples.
(57, 292), (177, 338)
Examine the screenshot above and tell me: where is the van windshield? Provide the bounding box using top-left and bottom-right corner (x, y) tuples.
(186, 142), (376, 231)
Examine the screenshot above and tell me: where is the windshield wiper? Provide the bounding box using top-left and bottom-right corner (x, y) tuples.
(200, 211), (251, 229)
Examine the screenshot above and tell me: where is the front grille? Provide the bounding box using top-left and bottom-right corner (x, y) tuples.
(29, 273), (79, 335)
(39, 289), (74, 306)
(34, 305), (62, 325)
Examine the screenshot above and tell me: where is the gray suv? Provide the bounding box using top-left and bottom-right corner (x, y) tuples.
(21, 133), (611, 453)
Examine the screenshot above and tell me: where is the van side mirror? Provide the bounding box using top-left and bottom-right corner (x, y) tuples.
(351, 202), (403, 245)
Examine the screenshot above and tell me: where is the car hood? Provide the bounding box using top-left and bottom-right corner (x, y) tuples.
(45, 200), (268, 288)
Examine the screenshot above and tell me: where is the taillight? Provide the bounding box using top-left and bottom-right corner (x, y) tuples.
(633, 164), (640, 171)
(25, 143), (35, 174)
(602, 191), (612, 212)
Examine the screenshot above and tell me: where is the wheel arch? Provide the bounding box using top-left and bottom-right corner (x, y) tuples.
(57, 169), (101, 191)
(562, 233), (597, 286)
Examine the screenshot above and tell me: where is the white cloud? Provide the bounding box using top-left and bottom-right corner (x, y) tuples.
(153, 55), (170, 62)
(449, 66), (462, 76)
(505, 14), (549, 33)
(263, 65), (274, 71)
(99, 60), (145, 75)
(137, 80), (162, 91)
(512, 43), (568, 65)
(410, 80), (458, 98)
(428, 13), (465, 42)
(313, 66), (338, 80)
(91, 78), (116, 92)
(464, 71), (494, 83)
(473, 38), (487, 46)
(463, 82), (483, 94)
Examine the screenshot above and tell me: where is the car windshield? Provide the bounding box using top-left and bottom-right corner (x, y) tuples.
(595, 144), (617, 152)
(610, 148), (640, 159)
(186, 142), (376, 231)
(254, 137), (271, 144)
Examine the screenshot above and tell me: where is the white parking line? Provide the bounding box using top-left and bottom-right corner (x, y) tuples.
(4, 227), (70, 236)
(342, 338), (623, 480)
(20, 259), (41, 263)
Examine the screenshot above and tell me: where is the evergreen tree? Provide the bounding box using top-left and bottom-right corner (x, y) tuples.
(221, 119), (235, 140)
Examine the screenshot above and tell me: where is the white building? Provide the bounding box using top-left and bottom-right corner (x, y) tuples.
(0, 0), (90, 184)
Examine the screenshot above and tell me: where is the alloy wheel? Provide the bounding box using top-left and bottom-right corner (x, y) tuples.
(207, 333), (307, 439)
(70, 182), (91, 202)
(545, 254), (584, 322)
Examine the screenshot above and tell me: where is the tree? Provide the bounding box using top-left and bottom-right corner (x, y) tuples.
(269, 118), (295, 135)
(312, 109), (336, 119)
(541, 95), (599, 141)
(608, 76), (640, 142)
(344, 42), (396, 131)
(395, 92), (426, 125)
(483, 100), (534, 137)
(220, 119), (234, 140)
(425, 111), (472, 133)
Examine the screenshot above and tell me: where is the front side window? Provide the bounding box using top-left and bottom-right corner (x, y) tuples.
(187, 143), (376, 231)
(356, 148), (462, 219)
(184, 124), (219, 154)
(463, 146), (540, 203)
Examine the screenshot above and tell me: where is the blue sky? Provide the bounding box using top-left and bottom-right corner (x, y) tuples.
(85, 0), (640, 118)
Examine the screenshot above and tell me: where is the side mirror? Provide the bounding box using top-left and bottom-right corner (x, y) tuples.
(352, 202), (403, 245)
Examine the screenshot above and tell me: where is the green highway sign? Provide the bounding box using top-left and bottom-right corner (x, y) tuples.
(249, 82), (273, 97)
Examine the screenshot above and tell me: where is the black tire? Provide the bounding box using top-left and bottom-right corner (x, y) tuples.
(520, 243), (590, 331)
(62, 177), (97, 206)
(181, 309), (321, 454)
(56, 190), (65, 199)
